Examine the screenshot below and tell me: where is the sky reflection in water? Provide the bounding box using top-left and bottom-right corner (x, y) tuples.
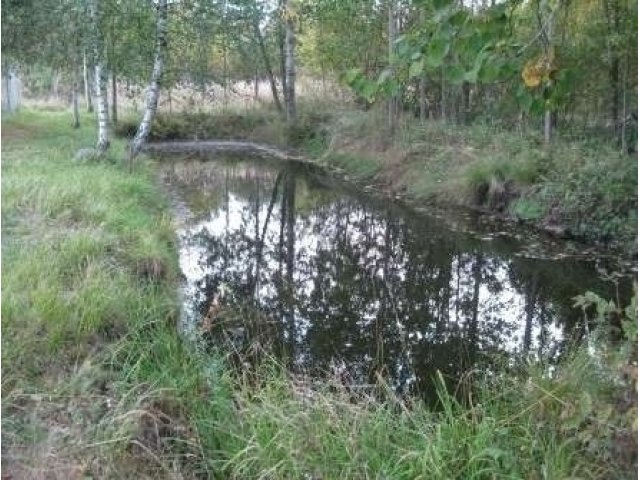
(161, 157), (629, 401)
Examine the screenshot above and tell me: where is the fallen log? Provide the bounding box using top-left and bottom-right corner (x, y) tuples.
(141, 140), (305, 162)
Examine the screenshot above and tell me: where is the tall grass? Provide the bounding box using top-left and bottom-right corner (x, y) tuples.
(210, 342), (636, 479)
(1, 109), (220, 477)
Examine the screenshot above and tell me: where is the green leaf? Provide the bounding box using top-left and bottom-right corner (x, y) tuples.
(409, 59), (424, 78)
(343, 68), (361, 85)
(426, 38), (449, 69)
(449, 10), (468, 27)
(377, 67), (394, 85)
(447, 64), (465, 85)
(478, 60), (500, 83)
(516, 86), (534, 112)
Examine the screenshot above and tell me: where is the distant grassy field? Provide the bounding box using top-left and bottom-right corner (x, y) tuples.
(3, 108), (636, 479)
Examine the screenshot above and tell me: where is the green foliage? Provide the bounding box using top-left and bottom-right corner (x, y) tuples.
(511, 197), (545, 220)
(530, 146), (637, 244)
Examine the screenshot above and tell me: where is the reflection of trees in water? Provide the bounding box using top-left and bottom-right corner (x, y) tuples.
(174, 161), (630, 402)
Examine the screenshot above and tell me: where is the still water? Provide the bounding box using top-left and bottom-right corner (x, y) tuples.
(160, 155), (632, 402)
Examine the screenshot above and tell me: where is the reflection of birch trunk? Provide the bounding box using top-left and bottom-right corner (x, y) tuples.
(277, 179), (287, 352)
(523, 279), (538, 354)
(254, 172), (284, 298)
(253, 175), (261, 292)
(284, 174), (296, 365)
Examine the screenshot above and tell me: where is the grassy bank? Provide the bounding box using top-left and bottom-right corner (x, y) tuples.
(1, 109), (221, 477)
(3, 109), (637, 478)
(116, 102), (637, 251)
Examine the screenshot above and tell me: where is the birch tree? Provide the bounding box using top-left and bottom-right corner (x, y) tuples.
(89, 0), (110, 153)
(129, 0), (169, 163)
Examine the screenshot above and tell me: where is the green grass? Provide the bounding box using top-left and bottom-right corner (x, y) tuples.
(216, 345), (637, 479)
(2, 108), (636, 479)
(1, 109), (224, 477)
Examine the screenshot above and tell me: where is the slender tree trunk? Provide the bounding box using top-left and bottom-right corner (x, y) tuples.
(278, 0), (287, 103)
(51, 72), (59, 98)
(3, 68), (12, 113)
(72, 66), (80, 129)
(440, 67), (446, 121)
(89, 0), (109, 152)
(83, 51), (93, 113)
(621, 50), (628, 152)
(603, 0), (621, 140)
(283, 0), (296, 127)
(254, 70), (259, 101)
(388, 0), (397, 135)
(111, 70), (117, 125)
(419, 76), (427, 123)
(418, 8), (428, 122)
(543, 3), (555, 145)
(462, 82), (471, 123)
(252, 2), (283, 112)
(129, 0), (169, 163)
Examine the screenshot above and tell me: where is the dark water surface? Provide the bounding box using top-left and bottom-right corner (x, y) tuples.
(160, 155), (633, 402)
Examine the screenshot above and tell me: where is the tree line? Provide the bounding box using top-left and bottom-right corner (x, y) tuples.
(2, 0), (637, 152)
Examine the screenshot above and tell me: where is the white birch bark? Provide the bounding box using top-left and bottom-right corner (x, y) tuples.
(129, 0), (168, 160)
(89, 0), (109, 152)
(283, 0), (296, 126)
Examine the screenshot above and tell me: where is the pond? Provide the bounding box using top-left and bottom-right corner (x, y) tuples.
(159, 154), (634, 404)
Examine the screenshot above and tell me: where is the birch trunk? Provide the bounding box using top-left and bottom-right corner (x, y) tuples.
(89, 0), (109, 152)
(94, 64), (110, 151)
(83, 51), (93, 112)
(283, 0), (296, 126)
(111, 70), (117, 125)
(129, 0), (168, 162)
